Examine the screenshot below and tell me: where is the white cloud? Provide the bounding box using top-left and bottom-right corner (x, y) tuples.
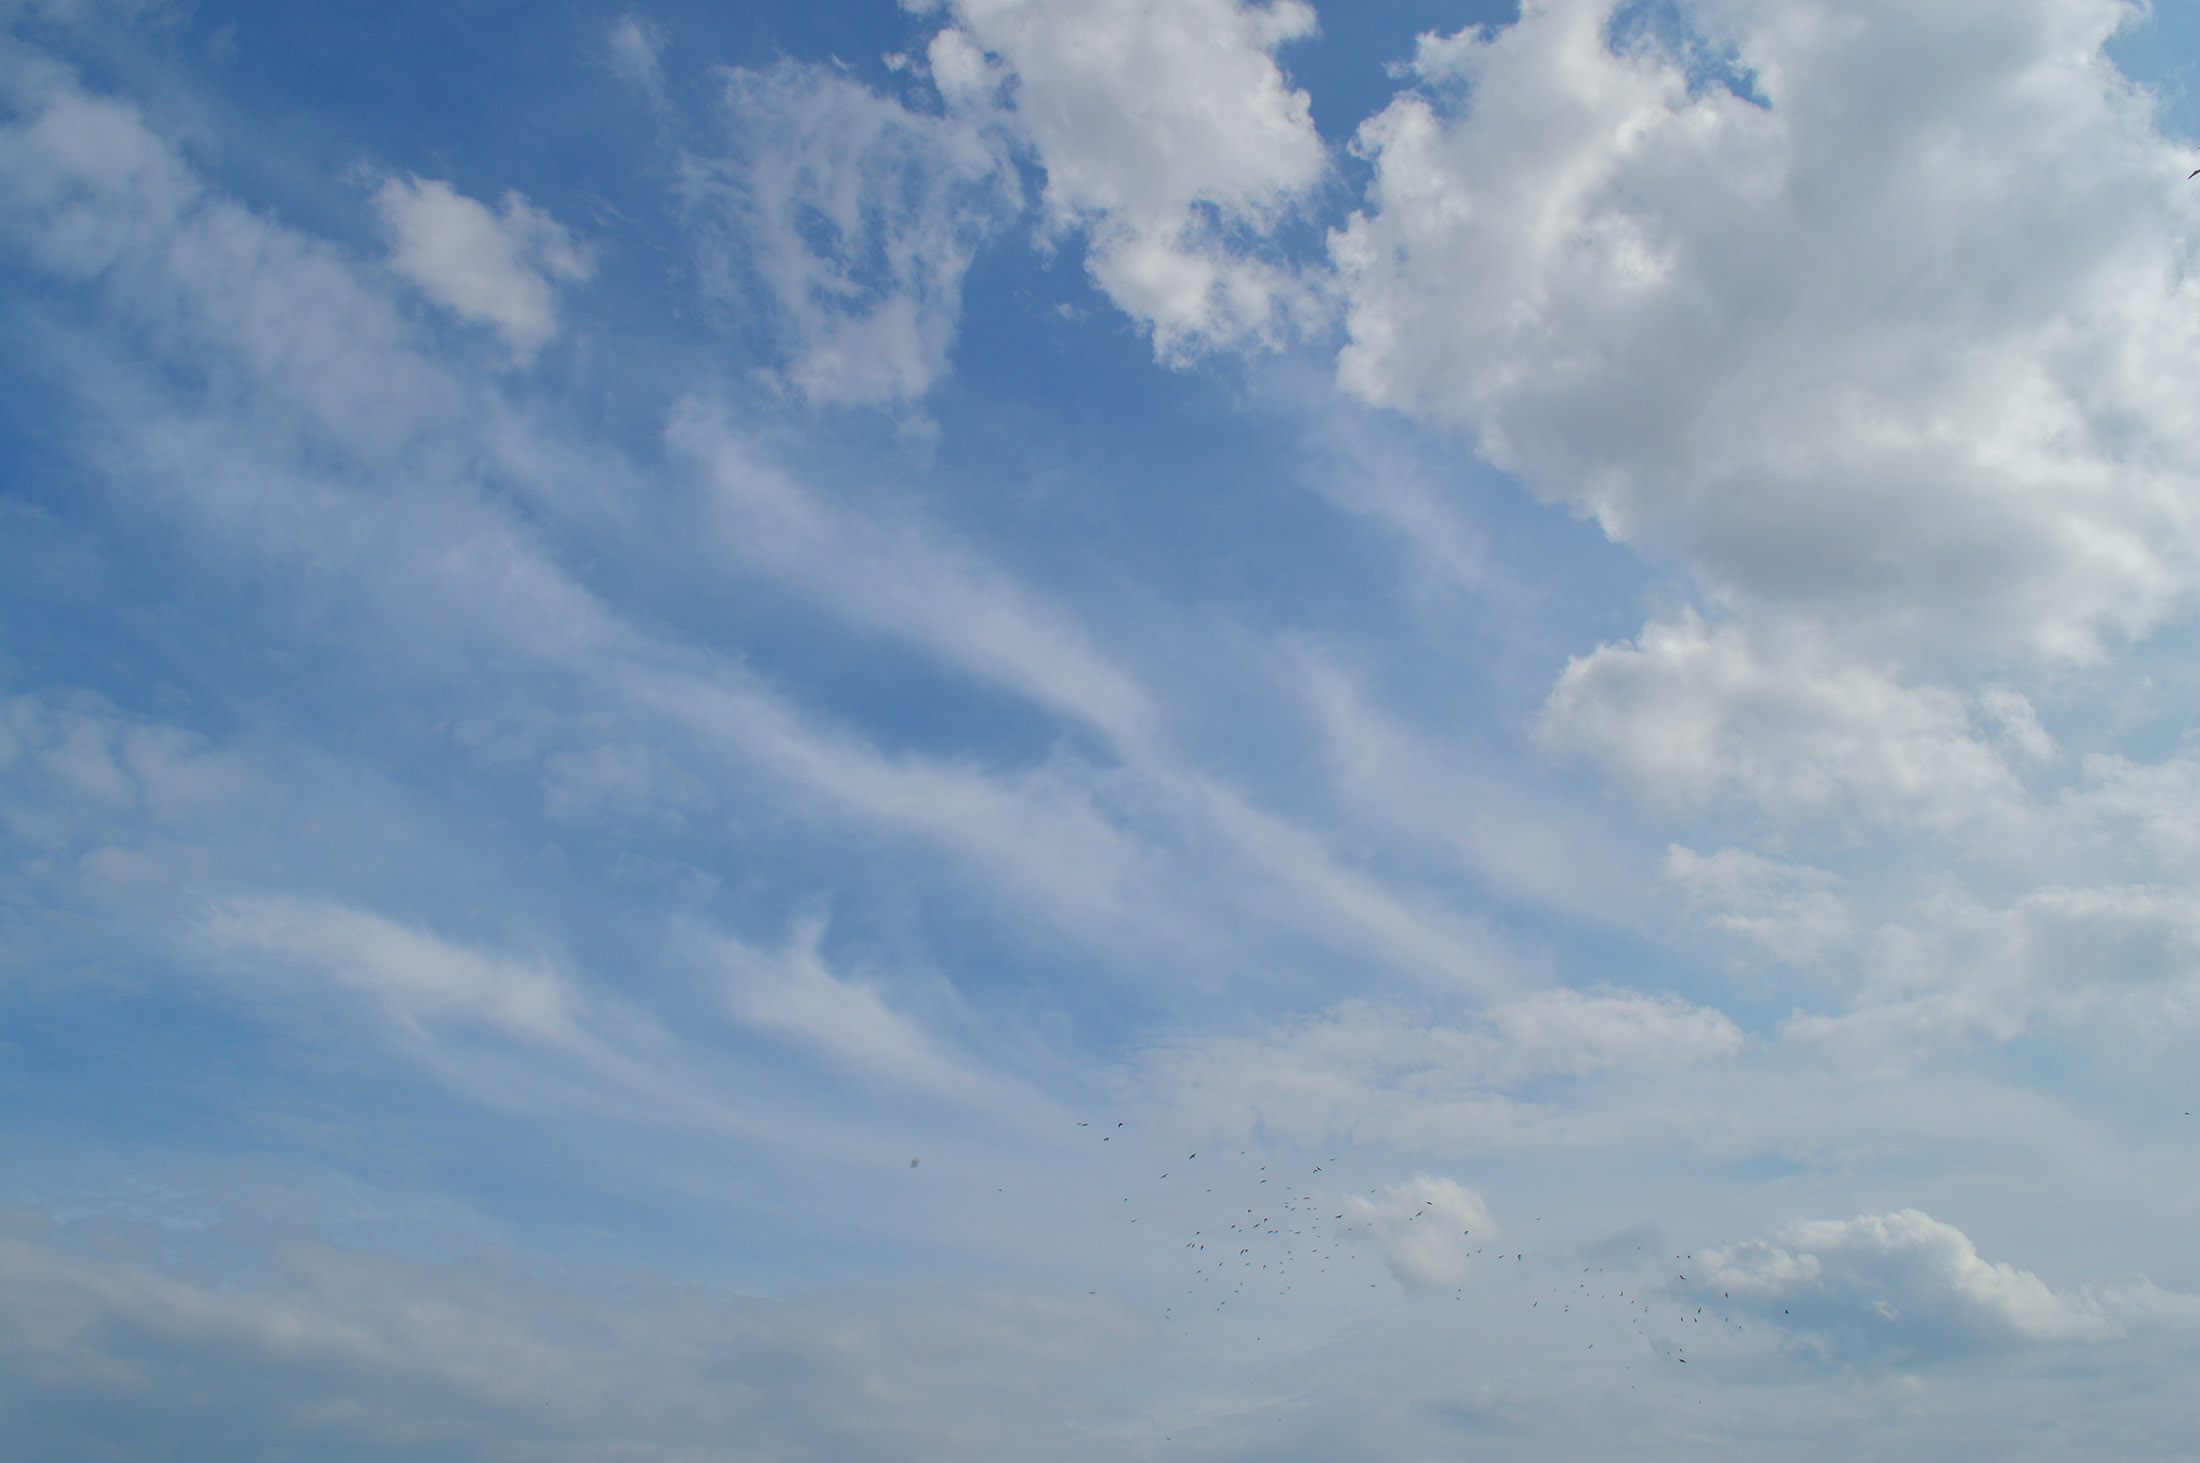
(1299, 655), (1646, 925)
(0, 58), (1170, 950)
(0, 50), (203, 281)
(1696, 1209), (2200, 1361)
(0, 59), (464, 462)
(936, 0), (1329, 355)
(1790, 879), (2200, 1057)
(2057, 749), (2200, 882)
(205, 896), (585, 1046)
(22, 18), (2200, 1446)
(1665, 844), (1853, 963)
(0, 1223), (1147, 1462)
(1, 692), (216, 831)
(706, 915), (992, 1102)
(196, 899), (897, 1141)
(606, 13), (668, 112)
(681, 59), (1017, 405)
(373, 176), (593, 360)
(669, 403), (1159, 749)
(1332, 0), (2200, 668)
(1138, 991), (1741, 1151)
(0, 691), (260, 926)
(1490, 986), (1744, 1074)
(1542, 612), (2032, 824)
(660, 414), (1522, 988)
(1338, 1175), (1498, 1291)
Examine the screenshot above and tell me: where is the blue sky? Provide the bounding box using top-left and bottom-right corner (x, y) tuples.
(7, 0), (2200, 1455)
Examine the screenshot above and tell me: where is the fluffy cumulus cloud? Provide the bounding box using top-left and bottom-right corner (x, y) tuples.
(1335, 0), (2200, 664)
(1330, 0), (2200, 843)
(374, 177), (593, 360)
(1694, 1210), (2200, 1362)
(930, 0), (1329, 354)
(680, 58), (1018, 405)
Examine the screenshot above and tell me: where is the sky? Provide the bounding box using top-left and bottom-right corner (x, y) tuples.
(5, 0), (2200, 1456)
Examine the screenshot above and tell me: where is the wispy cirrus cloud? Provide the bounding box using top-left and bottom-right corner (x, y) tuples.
(679, 55), (1018, 405)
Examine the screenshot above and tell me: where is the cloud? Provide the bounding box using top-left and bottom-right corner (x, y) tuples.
(1331, 0), (2200, 668)
(1137, 991), (1741, 1150)
(22, 12), (2200, 1450)
(660, 416), (1524, 989)
(1491, 986), (1744, 1074)
(1298, 655), (1647, 926)
(0, 1218), (1147, 1462)
(0, 691), (248, 843)
(934, 0), (1329, 355)
(8, 96), (1425, 1005)
(706, 915), (994, 1103)
(204, 896), (586, 1047)
(194, 895), (754, 1139)
(606, 13), (668, 112)
(668, 403), (1159, 749)
(0, 690), (275, 957)
(680, 58), (1018, 405)
(1790, 879), (2200, 1058)
(373, 176), (593, 360)
(0, 53), (1536, 1066)
(1541, 612), (2033, 824)
(0, 57), (1159, 947)
(1665, 844), (1853, 963)
(196, 896), (1017, 1144)
(0, 48), (205, 281)
(1694, 1209), (2200, 1363)
(2056, 749), (2200, 882)
(1338, 1175), (1497, 1291)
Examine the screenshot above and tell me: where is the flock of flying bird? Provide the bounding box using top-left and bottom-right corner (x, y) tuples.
(1058, 1118), (1752, 1375)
